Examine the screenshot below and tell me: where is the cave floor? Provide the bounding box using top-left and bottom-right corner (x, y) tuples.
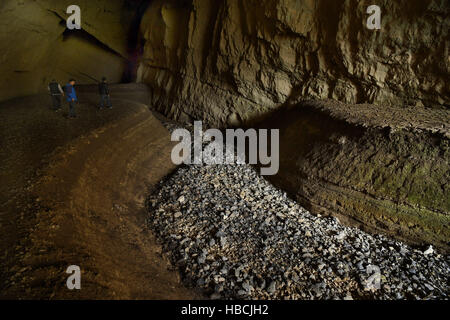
(0, 85), (202, 299)
(0, 85), (448, 300)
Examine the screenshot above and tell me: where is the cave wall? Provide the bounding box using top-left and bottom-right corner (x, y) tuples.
(257, 101), (449, 251)
(137, 0), (449, 126)
(0, 0), (139, 102)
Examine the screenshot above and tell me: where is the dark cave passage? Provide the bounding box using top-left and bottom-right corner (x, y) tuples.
(122, 0), (152, 83)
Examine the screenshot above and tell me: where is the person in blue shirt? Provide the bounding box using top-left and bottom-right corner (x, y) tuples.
(65, 79), (78, 118)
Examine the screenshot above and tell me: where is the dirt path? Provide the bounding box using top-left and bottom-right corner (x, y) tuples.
(0, 85), (200, 299)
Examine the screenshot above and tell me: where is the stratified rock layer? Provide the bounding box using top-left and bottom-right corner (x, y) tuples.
(138, 0), (449, 126)
(256, 101), (449, 252)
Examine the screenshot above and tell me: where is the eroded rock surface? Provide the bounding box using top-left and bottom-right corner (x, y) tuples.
(256, 101), (449, 251)
(138, 0), (449, 126)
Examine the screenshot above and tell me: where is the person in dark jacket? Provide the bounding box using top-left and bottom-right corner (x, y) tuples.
(65, 79), (78, 118)
(48, 80), (64, 111)
(98, 77), (112, 109)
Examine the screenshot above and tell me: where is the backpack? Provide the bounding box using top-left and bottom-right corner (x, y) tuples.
(49, 82), (60, 95)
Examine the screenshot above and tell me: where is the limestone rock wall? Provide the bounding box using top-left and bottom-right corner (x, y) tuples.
(257, 101), (449, 251)
(137, 0), (449, 126)
(0, 0), (140, 102)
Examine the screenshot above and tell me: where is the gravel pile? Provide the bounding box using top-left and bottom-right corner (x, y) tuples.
(146, 126), (449, 300)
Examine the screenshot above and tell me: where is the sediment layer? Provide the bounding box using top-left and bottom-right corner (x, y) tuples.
(256, 100), (449, 251)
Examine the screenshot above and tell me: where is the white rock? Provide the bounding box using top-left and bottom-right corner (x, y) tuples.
(423, 245), (434, 256)
(174, 212), (182, 218)
(336, 231), (346, 240)
(344, 293), (353, 300)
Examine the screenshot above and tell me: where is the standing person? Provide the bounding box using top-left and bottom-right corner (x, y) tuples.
(65, 79), (78, 118)
(48, 79), (64, 111)
(98, 77), (112, 109)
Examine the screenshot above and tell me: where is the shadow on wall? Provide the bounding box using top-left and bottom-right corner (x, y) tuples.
(61, 28), (127, 83)
(0, 0), (151, 102)
(122, 0), (153, 83)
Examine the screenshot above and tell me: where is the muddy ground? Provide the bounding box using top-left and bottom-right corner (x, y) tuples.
(0, 84), (201, 299)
